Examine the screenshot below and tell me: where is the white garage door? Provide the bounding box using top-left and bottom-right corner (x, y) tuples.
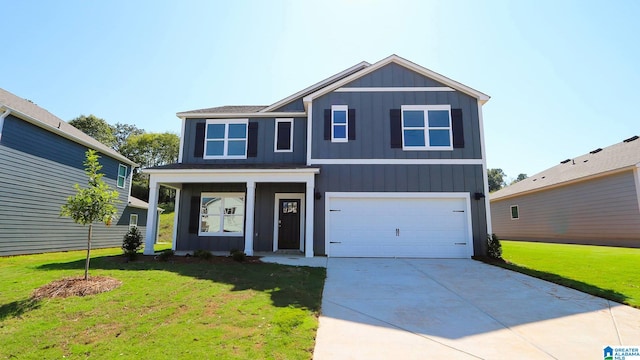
(326, 193), (472, 258)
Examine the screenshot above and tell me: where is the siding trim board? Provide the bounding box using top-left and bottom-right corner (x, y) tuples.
(309, 159), (483, 165)
(335, 86), (455, 92)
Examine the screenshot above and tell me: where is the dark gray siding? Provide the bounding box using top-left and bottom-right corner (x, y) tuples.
(181, 117), (306, 164)
(311, 65), (481, 160)
(272, 99), (305, 112)
(0, 115), (140, 256)
(175, 182), (305, 252)
(491, 171), (640, 247)
(313, 164), (488, 256)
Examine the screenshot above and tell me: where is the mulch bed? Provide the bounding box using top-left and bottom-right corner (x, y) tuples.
(31, 276), (122, 300)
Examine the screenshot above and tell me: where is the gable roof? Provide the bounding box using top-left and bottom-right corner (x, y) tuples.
(302, 54), (491, 105)
(0, 88), (137, 166)
(491, 135), (640, 201)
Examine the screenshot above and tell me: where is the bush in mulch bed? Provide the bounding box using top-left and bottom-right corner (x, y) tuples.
(31, 276), (122, 300)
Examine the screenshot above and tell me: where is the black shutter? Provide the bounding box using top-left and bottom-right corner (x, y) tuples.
(451, 109), (464, 148)
(194, 123), (205, 158)
(324, 109), (331, 140)
(247, 122), (259, 157)
(390, 109), (402, 148)
(348, 109), (356, 140)
(188, 196), (200, 234)
(276, 121), (292, 150)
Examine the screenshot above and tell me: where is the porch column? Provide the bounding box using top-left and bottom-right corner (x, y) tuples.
(144, 179), (160, 255)
(304, 181), (315, 257)
(244, 181), (256, 256)
(171, 188), (181, 251)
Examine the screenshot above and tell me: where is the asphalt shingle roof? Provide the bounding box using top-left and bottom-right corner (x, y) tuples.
(0, 88), (136, 165)
(178, 105), (267, 115)
(491, 135), (640, 200)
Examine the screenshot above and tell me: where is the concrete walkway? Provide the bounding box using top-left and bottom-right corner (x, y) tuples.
(314, 258), (640, 359)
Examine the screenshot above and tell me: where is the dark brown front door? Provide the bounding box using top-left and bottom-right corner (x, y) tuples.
(278, 199), (300, 249)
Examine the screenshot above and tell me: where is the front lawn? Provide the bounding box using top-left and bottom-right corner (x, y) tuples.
(500, 240), (640, 308)
(0, 248), (325, 359)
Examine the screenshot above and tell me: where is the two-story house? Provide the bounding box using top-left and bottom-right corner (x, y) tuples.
(143, 55), (491, 258)
(0, 88), (152, 256)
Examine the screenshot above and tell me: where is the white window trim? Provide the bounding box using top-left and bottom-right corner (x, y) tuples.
(331, 105), (349, 143)
(203, 119), (249, 159)
(274, 118), (294, 153)
(117, 164), (127, 188)
(510, 205), (519, 220)
(199, 192), (245, 237)
(401, 104), (453, 151)
(129, 213), (139, 229)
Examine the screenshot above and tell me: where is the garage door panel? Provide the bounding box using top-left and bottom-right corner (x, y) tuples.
(327, 194), (471, 258)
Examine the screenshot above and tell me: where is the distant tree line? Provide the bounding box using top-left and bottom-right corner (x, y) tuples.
(69, 114), (178, 205)
(487, 169), (527, 192)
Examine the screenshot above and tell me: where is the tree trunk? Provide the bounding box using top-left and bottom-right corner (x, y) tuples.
(85, 224), (92, 281)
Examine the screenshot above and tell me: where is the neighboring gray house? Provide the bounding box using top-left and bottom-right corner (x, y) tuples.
(0, 88), (150, 256)
(491, 136), (640, 248)
(144, 54), (492, 258)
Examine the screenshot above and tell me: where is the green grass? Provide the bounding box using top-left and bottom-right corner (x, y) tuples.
(499, 240), (640, 308)
(0, 248), (326, 359)
(157, 211), (175, 243)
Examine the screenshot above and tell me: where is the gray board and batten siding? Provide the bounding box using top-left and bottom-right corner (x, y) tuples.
(182, 117), (307, 164)
(311, 63), (482, 160)
(491, 170), (640, 248)
(0, 115), (136, 256)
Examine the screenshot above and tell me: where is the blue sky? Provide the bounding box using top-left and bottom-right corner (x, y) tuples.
(2, 0), (639, 180)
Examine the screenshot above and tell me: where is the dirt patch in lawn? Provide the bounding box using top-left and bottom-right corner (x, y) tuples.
(32, 276), (122, 300)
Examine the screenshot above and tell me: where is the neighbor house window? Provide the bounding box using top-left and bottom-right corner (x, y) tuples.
(129, 214), (139, 229)
(401, 105), (452, 150)
(117, 164), (127, 188)
(204, 119), (248, 159)
(510, 205), (519, 220)
(275, 118), (293, 152)
(331, 105), (348, 142)
(199, 193), (245, 236)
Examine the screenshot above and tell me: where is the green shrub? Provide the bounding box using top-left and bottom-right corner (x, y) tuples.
(230, 249), (246, 262)
(122, 227), (143, 260)
(193, 249), (213, 259)
(487, 233), (503, 259)
(158, 249), (174, 262)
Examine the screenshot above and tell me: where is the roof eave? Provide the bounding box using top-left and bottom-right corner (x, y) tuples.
(176, 111), (307, 119)
(1, 105), (138, 167)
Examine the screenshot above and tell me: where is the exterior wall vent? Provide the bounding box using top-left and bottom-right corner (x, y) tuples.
(589, 148), (602, 154)
(623, 135), (639, 143)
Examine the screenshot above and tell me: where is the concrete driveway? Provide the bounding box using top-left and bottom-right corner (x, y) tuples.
(314, 258), (640, 359)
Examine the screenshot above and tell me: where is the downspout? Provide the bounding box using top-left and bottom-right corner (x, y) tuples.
(0, 107), (11, 142)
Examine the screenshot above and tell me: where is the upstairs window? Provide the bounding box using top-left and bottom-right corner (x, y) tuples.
(275, 118), (293, 152)
(199, 193), (245, 236)
(204, 120), (248, 159)
(331, 105), (348, 142)
(117, 164), (127, 188)
(401, 105), (452, 150)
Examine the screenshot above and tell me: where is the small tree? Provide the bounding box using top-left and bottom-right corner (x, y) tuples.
(122, 227), (143, 260)
(487, 233), (503, 259)
(61, 150), (119, 280)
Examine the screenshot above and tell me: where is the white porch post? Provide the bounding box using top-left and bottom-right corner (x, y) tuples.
(144, 179), (160, 255)
(171, 188), (181, 251)
(244, 181), (256, 256)
(304, 180), (315, 257)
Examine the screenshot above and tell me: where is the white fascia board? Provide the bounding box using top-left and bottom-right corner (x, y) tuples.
(335, 87), (455, 92)
(303, 54), (490, 104)
(2, 105), (138, 166)
(0, 107), (11, 140)
(178, 117), (186, 163)
(477, 101), (492, 235)
(260, 61), (371, 113)
(176, 112), (306, 119)
(308, 158), (483, 165)
(146, 169), (319, 185)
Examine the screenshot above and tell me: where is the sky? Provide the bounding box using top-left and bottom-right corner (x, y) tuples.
(2, 0), (639, 181)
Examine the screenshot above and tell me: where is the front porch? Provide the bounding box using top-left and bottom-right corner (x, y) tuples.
(143, 165), (320, 257)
